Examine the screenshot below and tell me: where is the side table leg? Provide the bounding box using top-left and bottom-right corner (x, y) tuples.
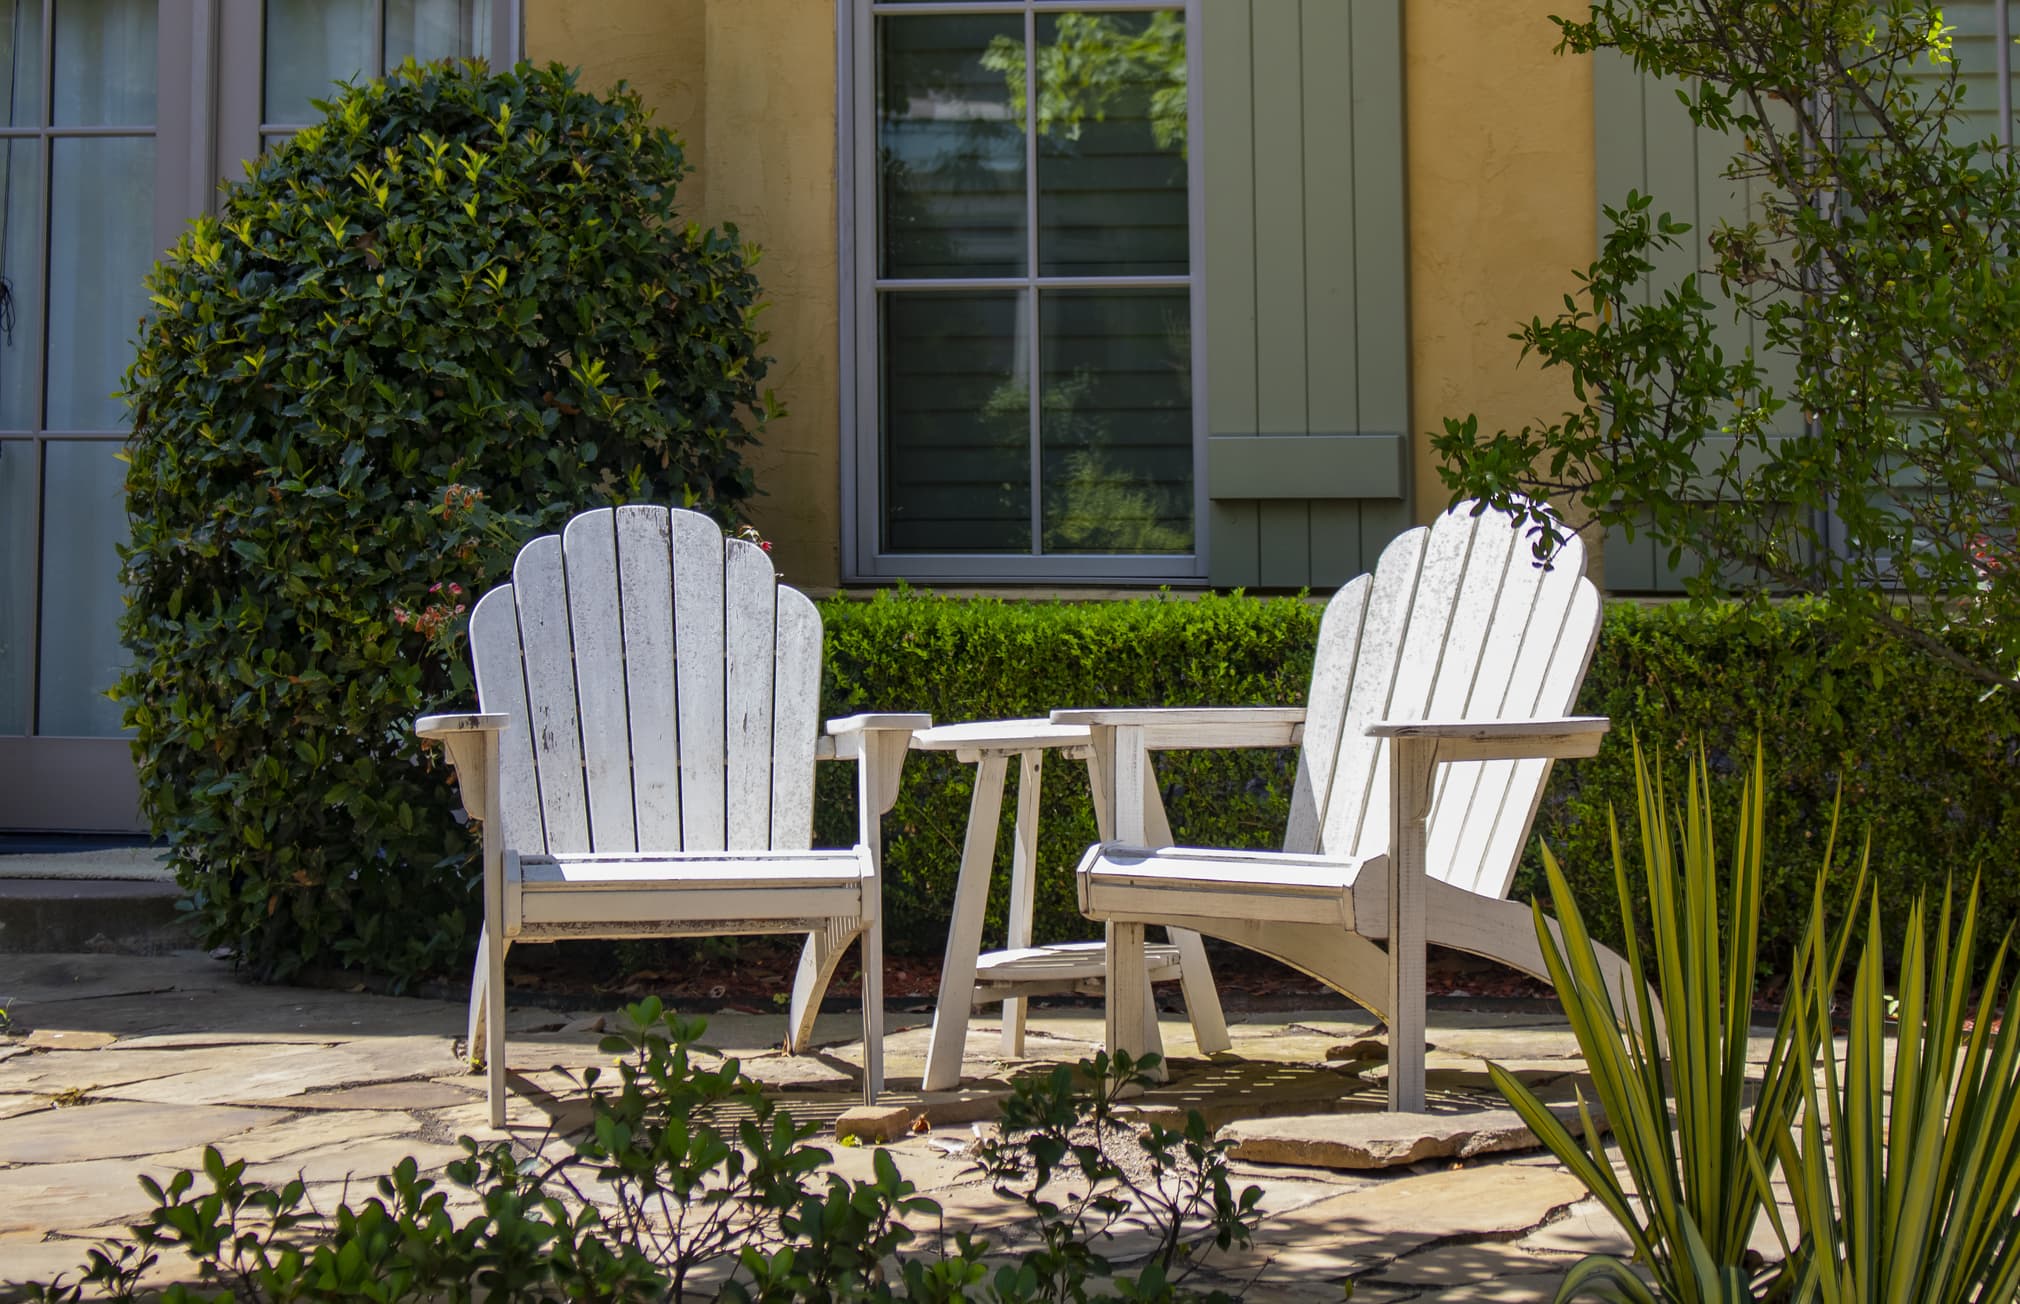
(923, 753), (1009, 1093)
(1001, 750), (1042, 1058)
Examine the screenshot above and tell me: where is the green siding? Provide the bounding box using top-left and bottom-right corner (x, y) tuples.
(1593, 50), (1806, 593)
(1203, 0), (1410, 591)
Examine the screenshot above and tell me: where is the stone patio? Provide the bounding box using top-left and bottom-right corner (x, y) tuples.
(0, 949), (1647, 1300)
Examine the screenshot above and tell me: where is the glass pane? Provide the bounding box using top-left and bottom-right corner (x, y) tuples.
(0, 0), (44, 128)
(47, 135), (151, 430)
(36, 439), (129, 737)
(0, 138), (41, 430)
(1039, 290), (1192, 554)
(878, 14), (1027, 278)
(386, 0), (478, 67)
(264, 0), (373, 123)
(1036, 11), (1188, 276)
(883, 291), (1031, 552)
(0, 439), (32, 732)
(53, 0), (155, 126)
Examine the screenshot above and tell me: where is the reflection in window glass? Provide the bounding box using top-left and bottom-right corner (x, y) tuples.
(36, 440), (129, 737)
(878, 14), (1027, 279)
(0, 439), (30, 733)
(52, 0), (155, 126)
(0, 1), (44, 128)
(1039, 290), (1191, 553)
(0, 139), (41, 431)
(385, 0), (483, 70)
(46, 135), (152, 431)
(883, 292), (1031, 552)
(1033, 11), (1188, 276)
(263, 0), (373, 123)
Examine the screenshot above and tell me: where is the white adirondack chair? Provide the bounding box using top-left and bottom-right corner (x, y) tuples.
(1058, 502), (1622, 1112)
(416, 506), (929, 1126)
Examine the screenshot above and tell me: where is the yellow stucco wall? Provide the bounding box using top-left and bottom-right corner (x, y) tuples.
(526, 1), (844, 588)
(1403, 0), (1595, 533)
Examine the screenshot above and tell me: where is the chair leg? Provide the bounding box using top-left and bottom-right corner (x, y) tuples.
(1106, 921), (1151, 1067)
(1167, 927), (1231, 1055)
(862, 912), (884, 1103)
(467, 927), (489, 1068)
(484, 863), (509, 1129)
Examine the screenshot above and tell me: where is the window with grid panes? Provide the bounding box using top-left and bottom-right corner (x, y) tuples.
(846, 0), (1204, 582)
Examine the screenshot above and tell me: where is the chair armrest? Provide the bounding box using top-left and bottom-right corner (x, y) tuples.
(825, 714), (932, 819)
(827, 712), (934, 736)
(1365, 716), (1609, 763)
(413, 713), (509, 824)
(1048, 706), (1305, 750)
(415, 712), (509, 739)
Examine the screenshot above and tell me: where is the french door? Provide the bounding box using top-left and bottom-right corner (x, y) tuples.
(0, 0), (516, 831)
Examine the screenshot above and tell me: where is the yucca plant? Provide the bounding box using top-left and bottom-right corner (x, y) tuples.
(1764, 879), (2020, 1302)
(1490, 742), (1859, 1303)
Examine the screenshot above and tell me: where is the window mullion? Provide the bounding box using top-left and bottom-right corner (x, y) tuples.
(1025, 3), (1040, 556)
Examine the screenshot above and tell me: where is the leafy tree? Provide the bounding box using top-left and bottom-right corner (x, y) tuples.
(1434, 0), (2020, 692)
(983, 12), (1187, 153)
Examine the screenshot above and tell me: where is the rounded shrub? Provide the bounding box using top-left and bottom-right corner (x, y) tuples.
(118, 60), (776, 982)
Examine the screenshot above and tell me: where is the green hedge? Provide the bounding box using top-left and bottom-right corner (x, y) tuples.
(816, 590), (2020, 971)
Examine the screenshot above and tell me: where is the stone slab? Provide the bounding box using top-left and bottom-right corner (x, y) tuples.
(0, 1100), (274, 1164)
(250, 1080), (480, 1112)
(1223, 1105), (1608, 1171)
(22, 1030), (118, 1052)
(836, 1105), (913, 1144)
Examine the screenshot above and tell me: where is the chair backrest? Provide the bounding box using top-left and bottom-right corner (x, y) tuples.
(467, 506), (822, 856)
(1284, 502), (1601, 899)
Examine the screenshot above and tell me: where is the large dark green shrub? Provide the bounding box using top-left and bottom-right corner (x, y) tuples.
(118, 60), (775, 982)
(817, 591), (2020, 970)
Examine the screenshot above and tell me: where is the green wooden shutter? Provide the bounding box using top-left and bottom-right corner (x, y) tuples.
(1203, 0), (1410, 591)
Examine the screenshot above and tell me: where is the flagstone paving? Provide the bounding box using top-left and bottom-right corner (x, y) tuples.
(0, 950), (1650, 1300)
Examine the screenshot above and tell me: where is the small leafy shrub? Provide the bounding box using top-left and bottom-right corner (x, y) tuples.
(10, 1002), (1261, 1303)
(118, 60), (776, 982)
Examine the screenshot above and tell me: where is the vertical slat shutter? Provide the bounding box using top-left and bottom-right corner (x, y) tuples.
(1204, 0), (1411, 590)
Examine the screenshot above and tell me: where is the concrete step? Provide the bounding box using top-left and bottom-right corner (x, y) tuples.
(0, 878), (193, 954)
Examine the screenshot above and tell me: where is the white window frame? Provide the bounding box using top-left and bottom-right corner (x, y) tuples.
(837, 0), (1208, 584)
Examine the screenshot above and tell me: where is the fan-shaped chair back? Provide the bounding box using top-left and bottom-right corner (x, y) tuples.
(1287, 505), (1600, 897)
(467, 506), (822, 858)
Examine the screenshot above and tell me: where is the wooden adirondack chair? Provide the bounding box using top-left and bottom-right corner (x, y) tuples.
(417, 506), (928, 1126)
(1058, 502), (1623, 1112)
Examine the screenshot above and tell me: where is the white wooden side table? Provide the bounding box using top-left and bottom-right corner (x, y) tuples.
(910, 718), (1232, 1092)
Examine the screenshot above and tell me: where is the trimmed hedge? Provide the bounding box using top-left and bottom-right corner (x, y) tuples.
(816, 590), (2020, 971)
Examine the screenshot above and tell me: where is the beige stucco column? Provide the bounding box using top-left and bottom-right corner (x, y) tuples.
(526, 1), (845, 589)
(1403, 1), (1596, 542)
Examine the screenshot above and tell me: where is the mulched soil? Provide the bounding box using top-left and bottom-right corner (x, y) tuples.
(501, 936), (1559, 1016)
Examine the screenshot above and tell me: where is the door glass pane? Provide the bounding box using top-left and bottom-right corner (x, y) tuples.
(264, 0), (373, 122)
(36, 440), (128, 737)
(1036, 11), (1188, 276)
(52, 0), (155, 126)
(0, 438), (31, 733)
(1039, 290), (1192, 554)
(878, 14), (1027, 279)
(883, 291), (1031, 552)
(0, 0), (44, 127)
(46, 135), (152, 431)
(386, 0), (479, 67)
(0, 138), (41, 430)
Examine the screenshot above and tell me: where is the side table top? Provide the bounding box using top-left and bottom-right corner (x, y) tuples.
(909, 718), (1093, 754)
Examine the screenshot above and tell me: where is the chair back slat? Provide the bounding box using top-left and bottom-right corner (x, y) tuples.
(564, 510), (637, 853)
(670, 510), (728, 851)
(513, 535), (592, 853)
(1471, 574), (1600, 897)
(724, 538), (778, 850)
(1314, 525), (1427, 857)
(1342, 509), (1480, 861)
(1416, 518), (1519, 855)
(617, 506), (681, 849)
(1283, 574), (1371, 855)
(771, 587), (823, 850)
(469, 586), (541, 852)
